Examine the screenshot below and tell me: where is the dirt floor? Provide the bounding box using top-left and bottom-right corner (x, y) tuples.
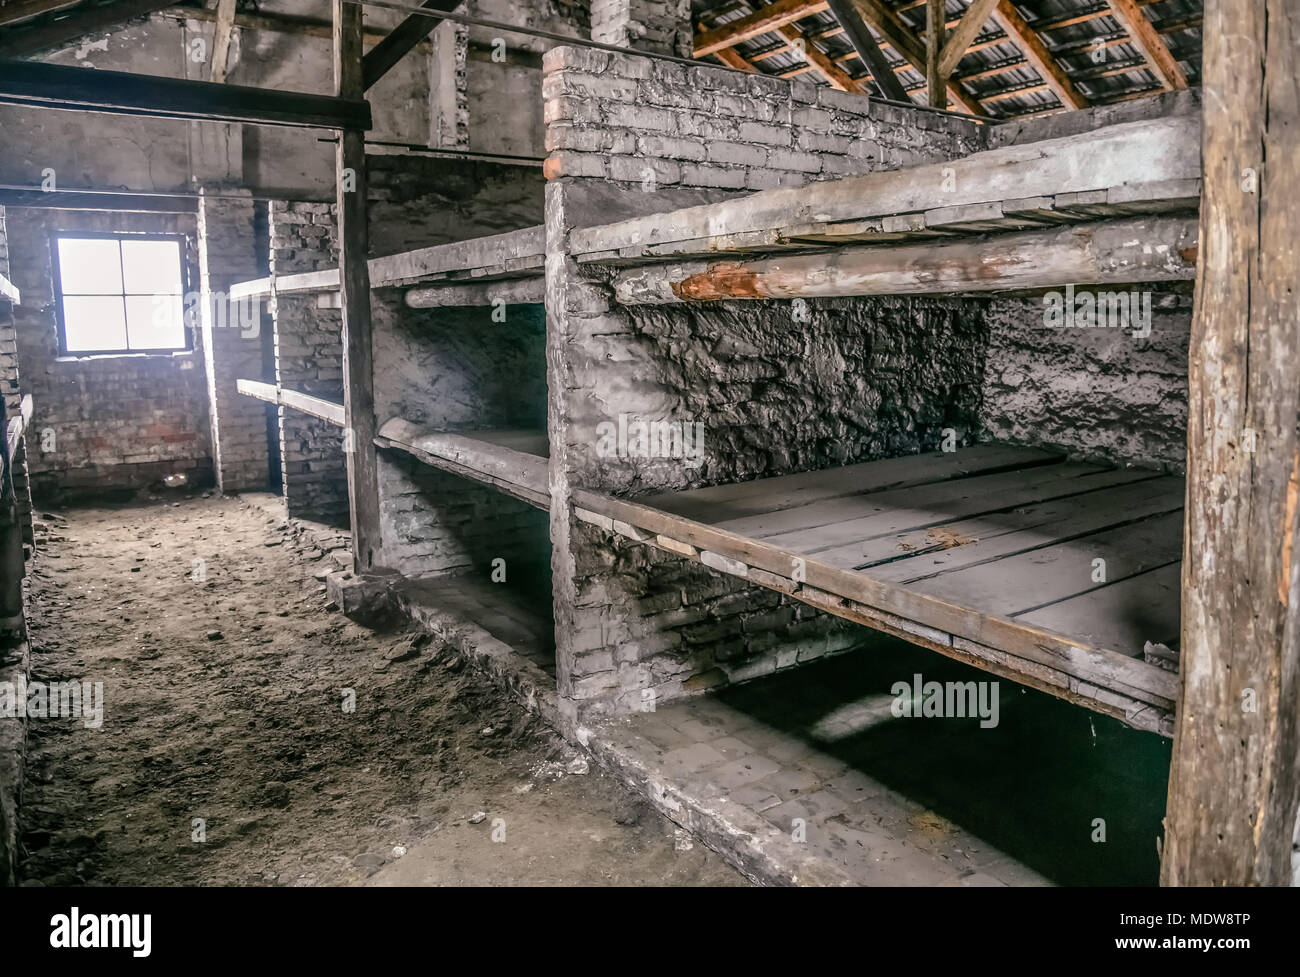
(16, 493), (745, 887)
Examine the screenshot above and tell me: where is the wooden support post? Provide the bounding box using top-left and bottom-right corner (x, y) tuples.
(210, 0), (238, 82)
(925, 0), (946, 108)
(333, 0), (381, 572)
(939, 0), (1000, 78)
(1162, 0), (1300, 886)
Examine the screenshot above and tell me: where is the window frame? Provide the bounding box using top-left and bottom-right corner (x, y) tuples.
(50, 230), (194, 357)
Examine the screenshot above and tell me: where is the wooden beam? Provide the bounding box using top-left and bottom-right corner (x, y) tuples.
(333, 0), (381, 573)
(925, 0), (946, 108)
(713, 45), (759, 72)
(992, 0), (1087, 110)
(1107, 0), (1188, 90)
(693, 0), (828, 57)
(0, 0), (175, 59)
(0, 0), (77, 28)
(609, 216), (1198, 304)
(823, 0), (910, 100)
(776, 22), (861, 92)
(939, 0), (1001, 78)
(1162, 0), (1300, 888)
(210, 0), (237, 83)
(0, 59), (371, 129)
(851, 0), (983, 115)
(236, 379), (346, 427)
(361, 0), (461, 91)
(0, 188), (198, 212)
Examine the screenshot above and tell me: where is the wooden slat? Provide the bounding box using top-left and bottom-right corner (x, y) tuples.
(643, 443), (1062, 523)
(1107, 0), (1189, 90)
(939, 0), (1001, 77)
(1016, 562), (1182, 656)
(375, 419), (549, 508)
(236, 379), (346, 426)
(693, 0), (829, 57)
(992, 0), (1087, 110)
(855, 474), (1183, 578)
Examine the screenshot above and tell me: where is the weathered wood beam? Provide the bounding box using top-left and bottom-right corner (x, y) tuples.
(851, 0), (983, 114)
(992, 0), (1087, 110)
(713, 45), (759, 72)
(361, 0), (461, 91)
(0, 188), (198, 212)
(0, 0), (176, 59)
(925, 0), (945, 107)
(210, 0), (237, 83)
(405, 276), (545, 308)
(824, 0), (910, 100)
(939, 0), (1000, 78)
(1107, 0), (1188, 90)
(609, 216), (1197, 304)
(0, 59), (371, 129)
(236, 379), (345, 427)
(1162, 0), (1299, 888)
(693, 0), (828, 57)
(333, 0), (381, 573)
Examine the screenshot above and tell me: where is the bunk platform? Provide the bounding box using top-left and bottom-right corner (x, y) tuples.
(374, 418), (549, 509)
(572, 443), (1184, 735)
(229, 224), (545, 307)
(0, 271), (18, 306)
(236, 379), (344, 426)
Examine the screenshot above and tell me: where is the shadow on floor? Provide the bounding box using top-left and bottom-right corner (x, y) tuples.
(712, 636), (1172, 886)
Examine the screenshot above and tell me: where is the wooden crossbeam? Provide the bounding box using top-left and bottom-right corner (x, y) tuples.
(851, 0), (984, 114)
(776, 21), (863, 92)
(693, 0), (828, 57)
(992, 0), (1087, 110)
(939, 0), (1001, 77)
(1107, 0), (1188, 89)
(361, 0), (461, 91)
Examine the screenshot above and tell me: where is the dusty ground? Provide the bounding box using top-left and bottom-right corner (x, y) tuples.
(17, 493), (745, 887)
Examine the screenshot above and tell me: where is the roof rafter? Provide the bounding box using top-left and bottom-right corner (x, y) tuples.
(1106, 0), (1188, 89)
(694, 0), (829, 57)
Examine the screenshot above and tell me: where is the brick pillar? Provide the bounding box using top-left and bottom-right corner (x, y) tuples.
(590, 0), (692, 58)
(198, 187), (269, 493)
(269, 201), (349, 524)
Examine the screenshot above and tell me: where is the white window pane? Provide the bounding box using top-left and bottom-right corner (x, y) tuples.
(125, 295), (186, 350)
(62, 296), (127, 352)
(57, 238), (123, 295)
(122, 239), (183, 295)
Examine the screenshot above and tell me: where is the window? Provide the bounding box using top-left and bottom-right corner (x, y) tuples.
(52, 234), (189, 355)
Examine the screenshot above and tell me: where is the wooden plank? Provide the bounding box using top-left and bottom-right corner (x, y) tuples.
(362, 0), (461, 91)
(1107, 0), (1188, 91)
(609, 215), (1198, 304)
(911, 511), (1184, 622)
(741, 465), (1149, 550)
(376, 419), (549, 507)
(572, 486), (1181, 704)
(854, 474), (1183, 578)
(824, 0), (911, 101)
(236, 378), (346, 426)
(643, 443), (1062, 523)
(693, 0), (829, 57)
(570, 115), (1200, 260)
(939, 0), (1000, 77)
(334, 0), (381, 573)
(210, 0), (238, 83)
(1016, 562), (1182, 657)
(0, 59), (371, 130)
(992, 0), (1087, 110)
(1163, 0), (1300, 887)
(404, 276), (545, 308)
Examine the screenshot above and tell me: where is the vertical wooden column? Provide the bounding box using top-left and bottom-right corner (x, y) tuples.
(333, 0), (381, 571)
(925, 0), (947, 109)
(1162, 0), (1299, 886)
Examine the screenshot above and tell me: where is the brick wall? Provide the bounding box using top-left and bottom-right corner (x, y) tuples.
(543, 47), (990, 716)
(0, 206), (32, 537)
(199, 188), (270, 494)
(590, 0), (691, 58)
(5, 209), (212, 499)
(270, 201), (348, 524)
(542, 46), (985, 191)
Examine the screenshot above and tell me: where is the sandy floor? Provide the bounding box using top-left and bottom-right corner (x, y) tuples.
(17, 493), (745, 887)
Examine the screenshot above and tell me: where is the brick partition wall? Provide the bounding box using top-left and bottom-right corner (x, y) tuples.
(269, 201), (348, 524)
(6, 209), (212, 499)
(199, 187), (270, 494)
(543, 47), (990, 716)
(0, 206), (32, 540)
